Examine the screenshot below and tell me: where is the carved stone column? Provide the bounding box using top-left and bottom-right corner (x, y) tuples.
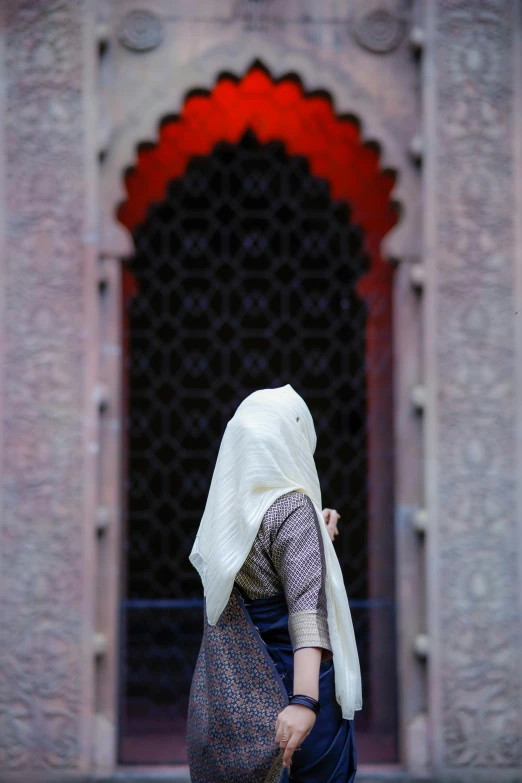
(0, 1), (98, 775)
(424, 1), (522, 776)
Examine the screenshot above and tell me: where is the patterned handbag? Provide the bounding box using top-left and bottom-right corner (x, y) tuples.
(187, 589), (289, 783)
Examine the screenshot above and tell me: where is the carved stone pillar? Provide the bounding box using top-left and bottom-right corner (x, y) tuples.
(424, 1), (522, 776)
(0, 1), (98, 775)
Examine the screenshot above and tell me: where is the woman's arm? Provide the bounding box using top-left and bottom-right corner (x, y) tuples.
(275, 646), (322, 767)
(270, 496), (333, 661)
(293, 646), (321, 700)
(271, 494), (333, 767)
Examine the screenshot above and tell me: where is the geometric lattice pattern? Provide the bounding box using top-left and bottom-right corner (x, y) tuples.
(120, 131), (397, 763)
(125, 130), (369, 602)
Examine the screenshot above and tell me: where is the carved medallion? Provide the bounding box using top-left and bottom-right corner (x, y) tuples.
(119, 10), (163, 52)
(353, 5), (405, 54)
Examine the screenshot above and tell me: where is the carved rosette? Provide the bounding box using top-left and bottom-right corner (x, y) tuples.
(118, 9), (163, 52)
(1, 0), (86, 771)
(434, 1), (521, 768)
(353, 2), (406, 54)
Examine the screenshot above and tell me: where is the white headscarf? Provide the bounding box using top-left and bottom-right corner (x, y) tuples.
(189, 384), (362, 719)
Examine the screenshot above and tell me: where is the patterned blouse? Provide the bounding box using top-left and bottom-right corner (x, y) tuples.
(234, 490), (333, 659)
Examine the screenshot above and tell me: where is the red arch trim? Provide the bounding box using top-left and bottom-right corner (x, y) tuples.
(119, 69), (398, 678)
(117, 67), (397, 283)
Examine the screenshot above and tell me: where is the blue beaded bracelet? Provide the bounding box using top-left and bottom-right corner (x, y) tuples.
(289, 694), (321, 715)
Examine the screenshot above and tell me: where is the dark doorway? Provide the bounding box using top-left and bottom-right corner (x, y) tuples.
(119, 130), (397, 763)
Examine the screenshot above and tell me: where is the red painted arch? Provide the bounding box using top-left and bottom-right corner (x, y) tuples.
(119, 71), (398, 727)
(118, 67), (397, 278)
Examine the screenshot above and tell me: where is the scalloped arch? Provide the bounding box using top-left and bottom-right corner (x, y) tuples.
(118, 69), (398, 717)
(117, 65), (398, 285)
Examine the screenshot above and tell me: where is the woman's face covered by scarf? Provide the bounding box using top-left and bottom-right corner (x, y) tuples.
(230, 385), (317, 466)
(190, 386), (321, 617)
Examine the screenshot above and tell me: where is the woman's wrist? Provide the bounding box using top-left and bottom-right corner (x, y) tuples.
(289, 693), (321, 715)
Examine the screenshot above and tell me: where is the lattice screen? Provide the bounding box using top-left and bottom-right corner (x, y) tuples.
(120, 130), (387, 763)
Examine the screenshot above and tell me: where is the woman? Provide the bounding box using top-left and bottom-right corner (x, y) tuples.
(187, 385), (362, 782)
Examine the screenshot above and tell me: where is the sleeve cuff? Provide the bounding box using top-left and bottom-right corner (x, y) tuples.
(288, 610), (333, 656)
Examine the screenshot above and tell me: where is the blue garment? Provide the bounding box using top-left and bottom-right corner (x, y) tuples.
(241, 589), (357, 783)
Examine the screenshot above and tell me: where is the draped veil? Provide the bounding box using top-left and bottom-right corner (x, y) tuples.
(189, 384), (362, 719)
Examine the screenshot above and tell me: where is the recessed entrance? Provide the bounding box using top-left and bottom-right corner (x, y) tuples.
(117, 67), (398, 765)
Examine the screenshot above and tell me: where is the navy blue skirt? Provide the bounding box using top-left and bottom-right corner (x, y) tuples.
(241, 589), (357, 783)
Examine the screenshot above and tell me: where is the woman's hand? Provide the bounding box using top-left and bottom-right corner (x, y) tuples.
(275, 704), (316, 768)
(322, 507), (340, 542)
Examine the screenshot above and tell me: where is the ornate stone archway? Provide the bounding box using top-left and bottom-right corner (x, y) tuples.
(99, 35), (419, 264)
(95, 38), (423, 774)
(115, 63), (401, 762)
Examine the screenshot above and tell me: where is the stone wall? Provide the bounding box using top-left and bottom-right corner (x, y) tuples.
(0, 0), (98, 776)
(423, 0), (522, 777)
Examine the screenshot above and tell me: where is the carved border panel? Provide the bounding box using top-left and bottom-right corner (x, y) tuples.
(428, 0), (521, 770)
(0, 0), (94, 773)
(100, 1), (422, 772)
